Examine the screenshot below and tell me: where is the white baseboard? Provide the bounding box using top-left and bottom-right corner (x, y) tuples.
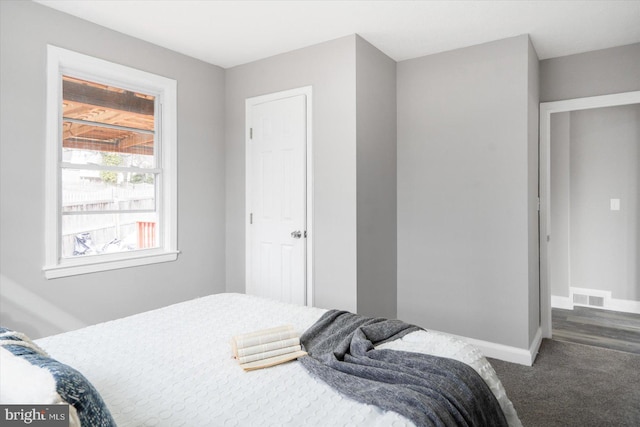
(606, 297), (640, 315)
(551, 295), (572, 309)
(551, 288), (640, 315)
(436, 327), (543, 366)
(467, 327), (542, 366)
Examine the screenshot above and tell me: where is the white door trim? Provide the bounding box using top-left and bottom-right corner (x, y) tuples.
(245, 86), (313, 306)
(539, 90), (640, 338)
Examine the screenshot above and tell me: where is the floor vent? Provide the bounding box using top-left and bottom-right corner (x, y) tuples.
(571, 289), (607, 308)
(588, 295), (605, 307)
(573, 293), (589, 305)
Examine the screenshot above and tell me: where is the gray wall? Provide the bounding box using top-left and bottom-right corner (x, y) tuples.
(355, 36), (398, 319)
(540, 43), (640, 102)
(569, 105), (640, 301)
(0, 1), (226, 339)
(225, 35), (359, 312)
(397, 35), (539, 349)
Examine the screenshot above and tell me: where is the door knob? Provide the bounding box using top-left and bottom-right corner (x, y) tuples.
(291, 230), (302, 239)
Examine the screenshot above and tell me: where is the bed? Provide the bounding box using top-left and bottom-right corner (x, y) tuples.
(2, 293), (521, 426)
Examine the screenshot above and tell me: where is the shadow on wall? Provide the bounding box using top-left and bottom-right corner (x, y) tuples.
(0, 274), (87, 339)
(0, 303), (45, 339)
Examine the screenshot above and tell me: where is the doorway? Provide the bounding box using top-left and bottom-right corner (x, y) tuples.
(245, 87), (313, 306)
(539, 90), (640, 339)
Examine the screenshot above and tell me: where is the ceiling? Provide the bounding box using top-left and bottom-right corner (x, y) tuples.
(35, 0), (640, 68)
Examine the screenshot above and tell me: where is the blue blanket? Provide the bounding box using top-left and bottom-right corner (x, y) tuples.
(0, 327), (116, 427)
(299, 310), (508, 427)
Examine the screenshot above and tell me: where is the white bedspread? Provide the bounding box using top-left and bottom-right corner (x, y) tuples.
(36, 293), (520, 427)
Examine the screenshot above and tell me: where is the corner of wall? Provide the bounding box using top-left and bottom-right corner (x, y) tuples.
(527, 32), (541, 349)
(439, 327), (543, 366)
(355, 35), (397, 319)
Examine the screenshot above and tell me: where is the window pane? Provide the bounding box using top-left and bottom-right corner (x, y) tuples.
(62, 143), (155, 169)
(61, 212), (159, 258)
(62, 120), (155, 160)
(62, 169), (155, 212)
(62, 76), (154, 129)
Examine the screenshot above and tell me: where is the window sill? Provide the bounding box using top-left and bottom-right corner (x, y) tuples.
(43, 250), (180, 279)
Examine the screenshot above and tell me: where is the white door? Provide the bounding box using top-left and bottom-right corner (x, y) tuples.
(246, 92), (308, 305)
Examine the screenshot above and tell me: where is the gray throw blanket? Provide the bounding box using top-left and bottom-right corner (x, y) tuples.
(299, 310), (508, 427)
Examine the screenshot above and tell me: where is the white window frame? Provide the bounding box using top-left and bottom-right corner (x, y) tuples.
(43, 45), (178, 279)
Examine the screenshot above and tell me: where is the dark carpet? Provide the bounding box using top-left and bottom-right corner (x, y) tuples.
(488, 339), (640, 427)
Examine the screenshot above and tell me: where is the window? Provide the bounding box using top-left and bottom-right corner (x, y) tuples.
(44, 46), (178, 279)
